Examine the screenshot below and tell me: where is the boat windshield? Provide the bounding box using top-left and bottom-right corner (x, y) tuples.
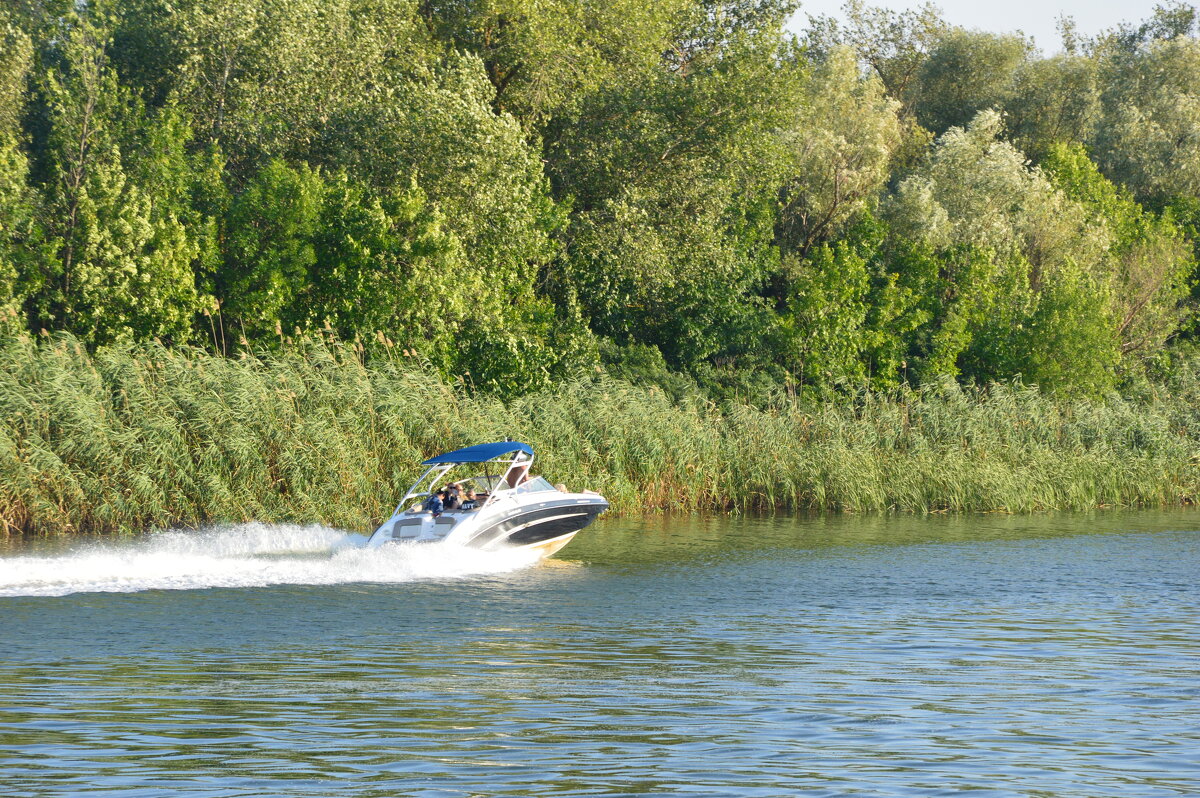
(512, 476), (557, 495)
(465, 474), (507, 493)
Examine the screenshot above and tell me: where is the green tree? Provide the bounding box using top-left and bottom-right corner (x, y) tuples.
(912, 28), (1031, 135)
(219, 161), (591, 392)
(566, 185), (777, 369)
(298, 174), (462, 352)
(316, 53), (561, 287)
(855, 222), (938, 387)
(0, 18), (30, 136)
(887, 110), (1103, 268)
(1004, 55), (1100, 159)
(0, 19), (36, 333)
(775, 214), (946, 391)
(1043, 142), (1192, 363)
(31, 9), (202, 345)
(119, 0), (436, 179)
(1092, 36), (1200, 204)
(420, 0), (689, 124)
(3, 0), (73, 42)
(804, 0), (946, 109)
(775, 45), (902, 261)
(219, 159), (323, 342)
(885, 111), (1122, 392)
(1097, 1), (1197, 51)
(548, 15), (799, 371)
(961, 252), (1119, 393)
(777, 240), (871, 390)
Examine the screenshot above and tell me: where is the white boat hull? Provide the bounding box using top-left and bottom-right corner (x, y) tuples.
(366, 492), (607, 558)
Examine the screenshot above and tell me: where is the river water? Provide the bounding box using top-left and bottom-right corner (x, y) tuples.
(1, 511), (1198, 797)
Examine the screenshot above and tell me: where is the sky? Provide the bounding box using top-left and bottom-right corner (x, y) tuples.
(787, 0), (1171, 54)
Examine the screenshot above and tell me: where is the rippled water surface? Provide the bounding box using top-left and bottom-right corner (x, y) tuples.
(2, 511), (1198, 797)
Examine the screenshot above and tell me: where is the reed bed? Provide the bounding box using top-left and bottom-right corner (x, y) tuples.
(2, 333), (1199, 536)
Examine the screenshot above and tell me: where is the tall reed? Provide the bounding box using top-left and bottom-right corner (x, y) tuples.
(2, 333), (1198, 535)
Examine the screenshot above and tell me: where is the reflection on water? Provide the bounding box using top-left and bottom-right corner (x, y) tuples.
(2, 510), (1199, 796)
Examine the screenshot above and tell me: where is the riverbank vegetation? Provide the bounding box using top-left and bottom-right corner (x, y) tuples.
(4, 2), (1200, 532)
(2, 335), (1198, 535)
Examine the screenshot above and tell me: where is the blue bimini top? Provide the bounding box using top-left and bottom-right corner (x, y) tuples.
(421, 441), (534, 465)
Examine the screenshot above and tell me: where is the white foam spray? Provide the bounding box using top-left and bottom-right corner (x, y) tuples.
(0, 523), (541, 597)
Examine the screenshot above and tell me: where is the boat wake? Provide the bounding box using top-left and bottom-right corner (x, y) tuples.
(0, 523), (542, 597)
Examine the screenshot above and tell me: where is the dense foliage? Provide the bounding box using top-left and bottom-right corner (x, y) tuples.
(3, 334), (1199, 535)
(2, 0), (1200, 402)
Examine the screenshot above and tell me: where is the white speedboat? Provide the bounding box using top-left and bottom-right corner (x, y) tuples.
(366, 441), (608, 557)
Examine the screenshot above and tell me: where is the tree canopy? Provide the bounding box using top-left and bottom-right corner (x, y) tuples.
(0, 0), (1198, 400)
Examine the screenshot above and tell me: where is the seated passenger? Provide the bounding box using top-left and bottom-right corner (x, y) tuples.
(424, 490), (445, 518)
(461, 488), (478, 510)
(502, 463), (530, 490)
(443, 483), (462, 510)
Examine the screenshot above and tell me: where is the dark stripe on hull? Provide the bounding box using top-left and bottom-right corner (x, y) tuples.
(467, 503), (607, 549)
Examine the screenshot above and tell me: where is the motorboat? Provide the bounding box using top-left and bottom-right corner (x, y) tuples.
(365, 441), (608, 557)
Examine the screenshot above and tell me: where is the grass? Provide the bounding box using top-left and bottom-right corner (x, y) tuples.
(2, 332), (1199, 536)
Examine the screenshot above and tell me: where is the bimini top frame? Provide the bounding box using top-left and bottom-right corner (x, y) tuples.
(394, 441), (535, 515)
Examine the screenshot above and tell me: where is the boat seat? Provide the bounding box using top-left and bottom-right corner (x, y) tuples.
(432, 517), (457, 538)
(391, 519), (422, 540)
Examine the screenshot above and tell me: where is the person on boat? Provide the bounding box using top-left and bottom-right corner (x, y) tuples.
(424, 490), (445, 517)
(503, 463), (530, 489)
(443, 483), (462, 510)
(461, 488), (478, 509)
